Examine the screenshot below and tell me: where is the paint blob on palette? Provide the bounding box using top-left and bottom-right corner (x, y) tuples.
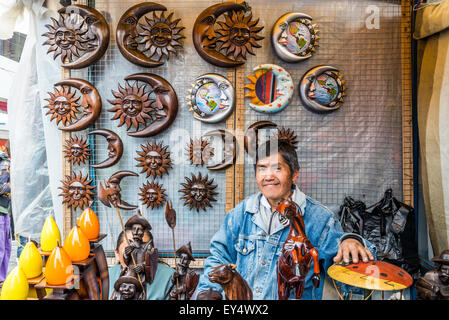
(245, 64), (294, 114)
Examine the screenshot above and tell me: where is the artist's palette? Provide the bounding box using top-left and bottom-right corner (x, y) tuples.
(327, 260), (413, 291)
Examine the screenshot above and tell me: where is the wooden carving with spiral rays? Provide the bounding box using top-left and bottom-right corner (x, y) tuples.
(273, 127), (299, 148)
(135, 141), (172, 178)
(216, 9), (264, 61)
(179, 172), (218, 212)
(139, 181), (167, 209)
(138, 11), (185, 61)
(186, 138), (215, 166)
(44, 86), (81, 127)
(59, 171), (96, 210)
(63, 135), (91, 165)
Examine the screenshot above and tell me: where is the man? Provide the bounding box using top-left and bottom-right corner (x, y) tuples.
(0, 140), (11, 283)
(194, 139), (375, 300)
(108, 228), (174, 300)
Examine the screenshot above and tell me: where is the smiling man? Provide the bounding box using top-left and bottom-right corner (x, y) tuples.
(194, 139), (375, 300)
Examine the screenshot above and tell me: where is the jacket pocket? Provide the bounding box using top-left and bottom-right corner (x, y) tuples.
(234, 237), (256, 256)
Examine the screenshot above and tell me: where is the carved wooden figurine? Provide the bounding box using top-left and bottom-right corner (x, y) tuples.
(135, 141), (172, 178)
(167, 242), (199, 300)
(208, 263), (252, 300)
(416, 250), (449, 300)
(276, 199), (320, 300)
(123, 210), (159, 285)
(111, 268), (145, 300)
(59, 171), (95, 210)
(98, 170), (138, 210)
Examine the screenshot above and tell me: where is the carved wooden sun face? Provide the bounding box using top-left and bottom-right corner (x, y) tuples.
(59, 172), (95, 210)
(135, 141), (172, 178)
(107, 81), (155, 131)
(139, 181), (167, 209)
(216, 10), (263, 60)
(45, 86), (81, 126)
(63, 136), (91, 165)
(179, 172), (218, 212)
(273, 127), (298, 148)
(42, 15), (88, 63)
(186, 138), (214, 166)
(138, 11), (185, 61)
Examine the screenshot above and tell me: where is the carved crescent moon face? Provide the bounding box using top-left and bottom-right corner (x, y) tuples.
(271, 12), (319, 63)
(186, 74), (235, 123)
(98, 170), (138, 210)
(126, 73), (178, 137)
(88, 129), (123, 168)
(42, 5), (109, 69)
(116, 2), (166, 67)
(245, 64), (294, 113)
(299, 65), (347, 114)
(203, 129), (237, 170)
(244, 121), (277, 155)
(51, 78), (102, 131)
(193, 2), (250, 67)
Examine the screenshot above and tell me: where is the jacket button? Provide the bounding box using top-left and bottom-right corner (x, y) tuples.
(255, 288), (261, 293)
(261, 232), (266, 236)
(242, 248), (247, 253)
(261, 260), (266, 265)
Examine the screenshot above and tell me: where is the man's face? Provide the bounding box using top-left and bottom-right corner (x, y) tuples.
(440, 264), (449, 284)
(255, 152), (299, 205)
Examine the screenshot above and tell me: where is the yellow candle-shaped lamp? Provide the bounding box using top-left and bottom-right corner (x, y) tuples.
(0, 266), (29, 300)
(77, 207), (100, 240)
(40, 215), (61, 253)
(44, 242), (74, 286)
(63, 226), (90, 262)
(18, 240), (43, 279)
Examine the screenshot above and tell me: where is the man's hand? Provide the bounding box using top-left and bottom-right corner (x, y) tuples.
(333, 238), (374, 264)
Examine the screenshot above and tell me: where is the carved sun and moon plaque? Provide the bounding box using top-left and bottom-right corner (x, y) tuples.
(88, 129), (124, 169)
(299, 65), (347, 114)
(98, 171), (139, 210)
(186, 74), (235, 124)
(245, 64), (294, 114)
(116, 2), (185, 67)
(59, 172), (96, 210)
(186, 138), (215, 167)
(107, 73), (178, 137)
(42, 4), (109, 69)
(193, 2), (264, 68)
(271, 12), (319, 63)
(44, 78), (102, 131)
(135, 141), (173, 179)
(179, 173), (218, 213)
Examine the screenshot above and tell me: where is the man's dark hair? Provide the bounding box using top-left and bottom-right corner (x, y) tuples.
(254, 139), (300, 175)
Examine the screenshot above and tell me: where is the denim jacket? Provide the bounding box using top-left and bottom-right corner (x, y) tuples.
(194, 192), (376, 300)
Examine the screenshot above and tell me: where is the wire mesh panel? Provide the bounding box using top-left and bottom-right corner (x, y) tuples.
(242, 0), (403, 213)
(65, 0), (405, 257)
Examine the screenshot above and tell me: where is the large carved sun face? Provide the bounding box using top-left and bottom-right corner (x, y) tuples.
(216, 10), (263, 60)
(135, 141), (172, 178)
(107, 81), (155, 131)
(59, 172), (95, 210)
(138, 11), (185, 61)
(139, 181), (167, 209)
(63, 136), (91, 165)
(44, 86), (81, 126)
(42, 15), (89, 63)
(179, 172), (218, 212)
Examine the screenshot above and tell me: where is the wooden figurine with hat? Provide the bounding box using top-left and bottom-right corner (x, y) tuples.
(123, 210), (159, 287)
(111, 268), (145, 300)
(416, 249), (449, 300)
(166, 242), (199, 300)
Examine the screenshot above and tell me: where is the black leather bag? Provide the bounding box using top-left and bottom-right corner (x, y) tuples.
(337, 196), (366, 235)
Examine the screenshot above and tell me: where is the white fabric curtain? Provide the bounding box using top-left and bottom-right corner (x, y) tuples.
(1, 0), (64, 239)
